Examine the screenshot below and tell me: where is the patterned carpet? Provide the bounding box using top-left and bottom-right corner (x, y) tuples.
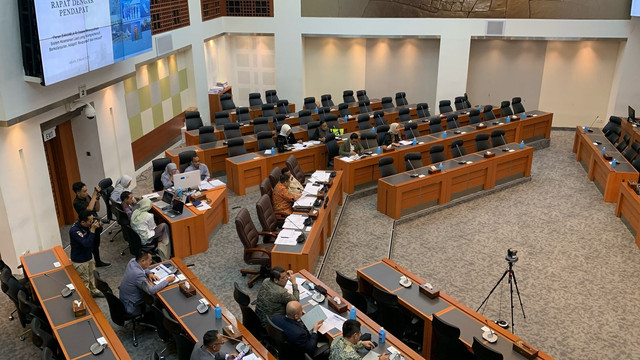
(2, 129), (639, 359)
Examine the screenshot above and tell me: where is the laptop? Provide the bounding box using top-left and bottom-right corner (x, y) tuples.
(154, 191), (174, 210)
(165, 199), (184, 217)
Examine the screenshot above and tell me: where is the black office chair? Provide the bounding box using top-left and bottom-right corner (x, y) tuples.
(359, 100), (372, 114)
(395, 92), (408, 106)
(304, 97), (317, 110)
(451, 139), (466, 157)
(266, 317), (305, 360)
(606, 127), (622, 144)
(298, 110), (313, 126)
(357, 90), (369, 102)
(483, 105), (496, 121)
(256, 131), (275, 151)
(17, 289), (45, 341)
(256, 194), (281, 243)
(360, 132), (378, 150)
(286, 155), (306, 184)
(174, 333), (195, 360)
(417, 103), (430, 118)
(404, 121), (419, 139)
(491, 129), (507, 147)
(227, 138), (247, 157)
(4, 270), (28, 333)
(236, 107), (252, 124)
(446, 114), (460, 129)
(222, 123), (242, 139)
(398, 108), (411, 122)
(252, 117), (271, 134)
(472, 336), (503, 360)
(214, 111), (231, 126)
(104, 291), (144, 346)
(269, 167), (281, 187)
(42, 347), (56, 360)
(430, 145), (446, 164)
(632, 157), (640, 172)
(148, 351), (160, 360)
(110, 203), (131, 255)
(378, 157), (397, 177)
(233, 282), (269, 341)
(178, 150), (196, 173)
(321, 94), (334, 107)
(454, 96), (467, 111)
(273, 114), (287, 129)
(122, 224), (158, 258)
(512, 97), (525, 113)
(198, 126), (217, 144)
(338, 103), (352, 117)
(185, 111), (203, 131)
(468, 109), (482, 124)
(439, 100), (453, 113)
(603, 116), (622, 135)
(236, 208), (273, 287)
(249, 92), (263, 106)
(500, 101), (513, 117)
(258, 104), (274, 119)
(325, 114), (339, 129)
(220, 93), (236, 110)
(277, 100), (290, 115)
(98, 178), (115, 223)
(306, 121), (321, 140)
(265, 89), (279, 104)
(616, 134), (631, 152)
(326, 133), (340, 168)
(463, 93), (472, 108)
(94, 270), (113, 295)
(476, 133), (491, 151)
(431, 314), (474, 360)
(31, 317), (59, 354)
(371, 286), (420, 346)
(335, 271), (377, 317)
(342, 90), (355, 103)
(429, 117), (444, 133)
(373, 111), (387, 127)
(381, 97), (394, 109)
(376, 125), (390, 146)
(404, 152), (423, 171)
(358, 114), (373, 130)
(622, 144), (638, 162)
(318, 106), (331, 122)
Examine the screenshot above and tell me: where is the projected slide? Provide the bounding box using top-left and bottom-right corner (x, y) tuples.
(633, 0), (640, 17)
(34, 0), (152, 85)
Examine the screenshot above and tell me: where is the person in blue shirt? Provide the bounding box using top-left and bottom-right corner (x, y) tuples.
(119, 251), (175, 316)
(184, 155), (211, 181)
(271, 301), (328, 359)
(190, 330), (237, 360)
(69, 210), (103, 297)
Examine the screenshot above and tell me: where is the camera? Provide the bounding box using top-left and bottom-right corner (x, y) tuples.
(84, 104), (96, 120)
(506, 248), (518, 263)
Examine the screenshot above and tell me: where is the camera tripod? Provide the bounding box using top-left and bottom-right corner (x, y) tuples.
(476, 260), (526, 334)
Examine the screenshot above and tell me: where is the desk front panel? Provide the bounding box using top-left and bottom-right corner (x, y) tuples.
(615, 182), (640, 248)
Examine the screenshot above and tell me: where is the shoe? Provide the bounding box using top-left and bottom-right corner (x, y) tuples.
(92, 291), (105, 298)
(96, 261), (111, 268)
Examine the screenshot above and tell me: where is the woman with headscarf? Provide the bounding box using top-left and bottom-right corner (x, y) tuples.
(130, 198), (171, 260)
(276, 124), (302, 151)
(111, 175), (132, 204)
(161, 163), (179, 189)
(383, 122), (402, 148)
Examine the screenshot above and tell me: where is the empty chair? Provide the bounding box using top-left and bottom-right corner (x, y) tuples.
(338, 103), (352, 117)
(357, 114), (373, 130)
(94, 270), (113, 295)
(429, 116), (444, 133)
(373, 111), (387, 126)
(269, 167), (281, 187)
(454, 96), (467, 111)
(261, 104), (276, 118)
(357, 90), (369, 102)
(381, 97), (394, 109)
(463, 92), (472, 108)
(500, 100), (513, 117)
(317, 106), (331, 122)
(185, 111), (203, 131)
(446, 113), (460, 129)
(321, 94), (334, 107)
(152, 158), (171, 191)
(439, 100), (453, 113)
(603, 116), (622, 135)
(472, 337), (503, 360)
(335, 271), (376, 316)
(104, 291), (144, 346)
(233, 282), (268, 341)
(256, 194), (280, 243)
(326, 133), (340, 168)
(376, 125), (390, 146)
(224, 123), (243, 139)
(395, 92), (408, 106)
(286, 155), (306, 184)
(404, 121), (419, 139)
(214, 111), (231, 126)
(343, 90), (356, 103)
(451, 139), (466, 157)
(360, 132), (378, 149)
(359, 100), (372, 114)
(622, 142), (639, 161)
(307, 121), (321, 140)
(227, 138), (247, 157)
(632, 157), (640, 172)
(178, 150), (196, 172)
(257, 131), (276, 151)
(404, 152), (423, 171)
(325, 114), (340, 129)
(482, 105), (496, 121)
(298, 110), (313, 125)
(512, 97), (525, 113)
(468, 108), (482, 124)
(491, 129), (507, 147)
(398, 108), (411, 122)
(265, 89), (278, 104)
(378, 157), (397, 177)
(430, 145), (446, 163)
(431, 314), (474, 360)
(249, 92), (263, 106)
(476, 133), (491, 151)
(260, 178), (273, 199)
(31, 317), (58, 354)
(253, 117), (271, 134)
(371, 286), (418, 342)
(235, 208), (273, 287)
(616, 134), (631, 152)
(198, 126), (217, 144)
(236, 107), (252, 124)
(304, 97), (317, 110)
(220, 93), (235, 110)
(417, 103), (430, 118)
(276, 100), (290, 114)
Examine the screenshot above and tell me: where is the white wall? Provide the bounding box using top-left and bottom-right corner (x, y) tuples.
(612, 17), (640, 115)
(72, 111), (106, 196)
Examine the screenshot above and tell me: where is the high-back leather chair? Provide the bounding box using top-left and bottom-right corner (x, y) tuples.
(321, 94), (334, 107)
(236, 107), (252, 124)
(404, 121), (419, 139)
(404, 152), (423, 171)
(260, 177), (273, 199)
(378, 157), (397, 177)
(360, 132), (378, 149)
(395, 92), (408, 106)
(491, 129), (507, 147)
(451, 139), (466, 157)
(104, 291), (144, 346)
(224, 123), (243, 139)
(439, 100), (453, 113)
(152, 158), (172, 191)
(472, 336), (503, 360)
(430, 144), (446, 164)
(343, 90), (356, 103)
(468, 109), (482, 124)
(603, 116), (622, 135)
(227, 138), (247, 157)
(335, 271), (372, 315)
(463, 93), (472, 108)
(249, 92), (263, 106)
(446, 113), (460, 129)
(318, 106), (331, 122)
(326, 133), (340, 168)
(475, 133), (491, 151)
(431, 313), (474, 360)
(359, 100), (372, 114)
(185, 111), (203, 131)
(178, 150), (196, 173)
(417, 103), (430, 118)
(338, 103), (351, 117)
(269, 167), (281, 187)
(500, 100), (513, 117)
(373, 111), (387, 127)
(198, 126), (217, 144)
(220, 93), (235, 110)
(376, 125), (390, 146)
(98, 178), (114, 222)
(512, 97), (525, 113)
(256, 194), (280, 243)
(304, 97), (317, 110)
(325, 114), (339, 129)
(276, 100), (289, 114)
(356, 90), (369, 102)
(307, 121), (321, 140)
(253, 117), (271, 134)
(233, 282), (268, 341)
(261, 104), (276, 118)
(298, 110), (313, 126)
(214, 111), (231, 126)
(358, 114), (373, 130)
(398, 108), (411, 122)
(454, 96), (466, 111)
(285, 155), (305, 184)
(265, 89), (278, 104)
(257, 131), (275, 151)
(606, 126), (621, 145)
(235, 208), (273, 287)
(483, 105), (496, 121)
(381, 97), (394, 109)
(429, 116), (444, 133)
(266, 317), (304, 360)
(273, 114), (287, 128)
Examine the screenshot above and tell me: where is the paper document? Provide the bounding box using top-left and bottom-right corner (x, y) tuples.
(294, 196), (316, 207)
(275, 230), (302, 245)
(200, 180), (225, 190)
(340, 156), (355, 162)
(291, 143), (306, 150)
(142, 193), (160, 200)
(264, 149), (272, 155)
(310, 171), (330, 182)
(362, 351), (381, 360)
(301, 306), (327, 331)
(307, 141), (322, 145)
(399, 140), (412, 146)
(243, 354), (260, 360)
(304, 183), (323, 195)
(283, 214), (309, 231)
(318, 307), (347, 334)
(151, 264), (179, 285)
(284, 277), (311, 299)
(196, 203), (211, 211)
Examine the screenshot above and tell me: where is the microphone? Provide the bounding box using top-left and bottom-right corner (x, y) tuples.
(455, 144), (467, 164)
(408, 122), (418, 139)
(406, 158), (420, 178)
(364, 135), (374, 151)
(43, 273), (74, 298)
(87, 320), (105, 355)
(587, 115), (599, 133)
(500, 134), (510, 151)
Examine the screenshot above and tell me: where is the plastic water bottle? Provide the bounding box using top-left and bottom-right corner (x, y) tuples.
(583, 125), (588, 133)
(215, 304), (222, 319)
(442, 131), (447, 138)
(506, 116), (511, 123)
(349, 307), (356, 320)
(612, 158), (617, 168)
(377, 146), (381, 155)
(521, 113), (526, 120)
(519, 140), (524, 149)
(314, 107), (318, 114)
(271, 146), (275, 155)
(371, 127), (375, 133)
(344, 115), (348, 122)
(412, 137), (417, 146)
(478, 105), (482, 112)
(177, 188), (183, 199)
(438, 163), (443, 171)
(601, 147), (606, 156)
(378, 327), (386, 344)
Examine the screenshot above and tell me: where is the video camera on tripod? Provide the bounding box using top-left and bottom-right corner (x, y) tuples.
(506, 248), (518, 264)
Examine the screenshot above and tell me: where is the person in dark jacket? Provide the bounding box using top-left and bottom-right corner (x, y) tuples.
(383, 122), (402, 148)
(69, 210), (103, 297)
(272, 301), (329, 359)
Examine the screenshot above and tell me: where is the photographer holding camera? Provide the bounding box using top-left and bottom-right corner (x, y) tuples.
(72, 181), (110, 268)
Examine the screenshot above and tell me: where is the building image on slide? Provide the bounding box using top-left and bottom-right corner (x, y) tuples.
(110, 0), (151, 62)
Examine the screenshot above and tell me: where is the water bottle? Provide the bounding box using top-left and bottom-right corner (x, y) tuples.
(612, 158), (617, 168)
(521, 113), (526, 120)
(601, 147), (606, 156)
(377, 146), (381, 155)
(442, 131), (447, 138)
(314, 107), (318, 114)
(349, 307), (356, 320)
(215, 304), (222, 319)
(519, 140), (524, 149)
(371, 127), (375, 133)
(177, 188), (183, 199)
(344, 115), (348, 122)
(583, 125), (588, 133)
(378, 327), (386, 344)
(506, 116), (511, 123)
(478, 105), (482, 112)
(438, 163), (443, 171)
(271, 146), (275, 155)
(412, 137), (417, 146)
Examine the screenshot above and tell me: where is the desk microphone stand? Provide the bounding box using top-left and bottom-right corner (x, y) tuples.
(476, 250), (526, 334)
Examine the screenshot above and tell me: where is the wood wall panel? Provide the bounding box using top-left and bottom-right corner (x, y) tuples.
(131, 112), (185, 169)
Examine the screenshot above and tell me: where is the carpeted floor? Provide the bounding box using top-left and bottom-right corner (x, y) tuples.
(2, 129), (639, 360)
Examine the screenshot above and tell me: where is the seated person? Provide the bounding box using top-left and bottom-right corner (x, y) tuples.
(111, 175), (132, 204)
(120, 191), (137, 219)
(119, 250), (174, 316)
(277, 124), (302, 151)
(184, 155), (211, 181)
(282, 167), (303, 196)
(339, 133), (365, 156)
(329, 319), (384, 360)
(383, 123), (402, 148)
(191, 330), (236, 360)
(131, 198), (171, 260)
(314, 120), (330, 143)
(272, 301), (329, 359)
(255, 267), (300, 326)
(161, 162), (179, 189)
(272, 174), (301, 215)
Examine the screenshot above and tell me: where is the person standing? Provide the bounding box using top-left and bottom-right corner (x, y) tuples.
(69, 210), (104, 297)
(72, 181), (110, 267)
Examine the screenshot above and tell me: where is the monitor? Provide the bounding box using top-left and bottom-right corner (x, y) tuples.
(173, 170), (201, 190)
(629, 106), (636, 122)
(633, 0), (640, 17)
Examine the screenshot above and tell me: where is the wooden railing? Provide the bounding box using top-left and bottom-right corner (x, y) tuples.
(201, 0), (273, 21)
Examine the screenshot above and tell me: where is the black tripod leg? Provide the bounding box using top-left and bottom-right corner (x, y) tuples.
(476, 269), (509, 312)
(509, 270), (515, 334)
(511, 270), (526, 319)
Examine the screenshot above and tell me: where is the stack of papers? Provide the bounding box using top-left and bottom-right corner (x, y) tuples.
(196, 203), (211, 211)
(317, 306), (347, 334)
(274, 229), (302, 245)
(294, 196), (316, 207)
(283, 214), (310, 231)
(310, 171), (330, 182)
(200, 179), (225, 190)
(291, 143), (307, 151)
(151, 264), (180, 285)
(399, 140), (412, 146)
(303, 183), (323, 195)
(285, 277), (312, 299)
(142, 193), (160, 200)
(301, 306), (327, 331)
